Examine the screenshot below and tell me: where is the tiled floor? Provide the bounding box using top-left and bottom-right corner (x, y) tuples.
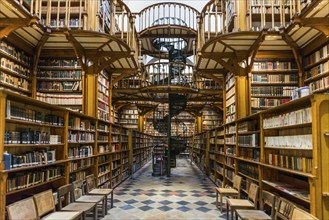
(103, 159), (226, 220)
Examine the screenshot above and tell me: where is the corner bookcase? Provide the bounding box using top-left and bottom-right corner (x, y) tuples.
(191, 94), (329, 219)
(0, 89), (155, 219)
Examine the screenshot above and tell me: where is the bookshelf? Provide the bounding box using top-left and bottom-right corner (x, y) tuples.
(40, 0), (87, 29)
(250, 60), (299, 113)
(119, 106), (138, 129)
(304, 43), (329, 94)
(0, 90), (67, 218)
(36, 58), (83, 112)
(67, 112), (96, 183)
(110, 123), (121, 187)
(0, 40), (32, 95)
(132, 131), (155, 174)
(202, 109), (222, 131)
(225, 72), (236, 124)
(247, 0), (297, 31)
(193, 94), (329, 219)
(191, 132), (207, 173)
(98, 71), (110, 122)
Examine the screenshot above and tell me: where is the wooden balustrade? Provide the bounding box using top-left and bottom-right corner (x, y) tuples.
(136, 2), (199, 32)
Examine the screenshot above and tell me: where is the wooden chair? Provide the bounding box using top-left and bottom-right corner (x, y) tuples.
(274, 197), (295, 220)
(235, 190), (276, 220)
(226, 182), (259, 220)
(33, 190), (82, 220)
(6, 197), (38, 220)
(290, 207), (318, 220)
(73, 179), (106, 217)
(216, 175), (242, 212)
(86, 174), (113, 213)
(57, 184), (98, 220)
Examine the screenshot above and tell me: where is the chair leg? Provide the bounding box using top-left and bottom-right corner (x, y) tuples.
(104, 195), (108, 214)
(111, 191), (114, 208)
(230, 207), (234, 220)
(220, 195), (223, 212)
(216, 191), (218, 209)
(94, 204), (98, 220)
(226, 202), (229, 220)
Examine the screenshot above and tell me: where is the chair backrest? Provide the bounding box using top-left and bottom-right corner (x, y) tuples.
(33, 190), (56, 218)
(73, 179), (85, 200)
(232, 175), (242, 193)
(6, 197), (38, 220)
(290, 207), (319, 220)
(57, 184), (75, 209)
(261, 190), (276, 219)
(247, 183), (259, 208)
(275, 197), (295, 220)
(86, 174), (96, 192)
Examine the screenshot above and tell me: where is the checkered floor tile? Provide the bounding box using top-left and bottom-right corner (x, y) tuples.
(102, 159), (226, 220)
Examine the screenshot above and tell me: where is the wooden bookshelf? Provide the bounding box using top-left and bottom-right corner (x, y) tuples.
(250, 60), (299, 113)
(98, 71), (110, 122)
(304, 43), (329, 94)
(0, 40), (32, 96)
(194, 94), (329, 219)
(247, 0), (297, 31)
(202, 109), (222, 131)
(36, 58), (84, 113)
(119, 106), (138, 130)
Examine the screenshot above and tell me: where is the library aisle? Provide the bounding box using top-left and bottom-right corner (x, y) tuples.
(104, 159), (225, 220)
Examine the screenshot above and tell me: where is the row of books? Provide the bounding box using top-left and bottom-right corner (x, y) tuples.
(120, 114), (138, 119)
(98, 155), (110, 164)
(37, 81), (82, 91)
(36, 92), (83, 105)
(305, 61), (329, 80)
(309, 76), (329, 93)
(98, 135), (109, 142)
(253, 61), (297, 70)
(99, 144), (109, 153)
(6, 101), (64, 125)
(37, 70), (82, 79)
(239, 148), (260, 162)
(226, 125), (236, 134)
(250, 6), (291, 14)
(251, 97), (291, 108)
(268, 153), (312, 173)
(238, 162), (259, 179)
(226, 86), (235, 99)
(226, 94), (236, 106)
(68, 132), (95, 142)
(98, 110), (110, 122)
(98, 82), (109, 96)
(304, 43), (329, 67)
(69, 117), (95, 131)
(226, 114), (235, 124)
(98, 123), (109, 132)
(225, 169), (234, 181)
(226, 147), (235, 155)
(264, 134), (312, 149)
(69, 158), (94, 172)
(98, 173), (111, 186)
(0, 72), (30, 91)
(250, 0), (292, 5)
(238, 121), (258, 132)
(4, 130), (61, 144)
(251, 74), (298, 83)
(98, 102), (109, 113)
(120, 119), (138, 124)
(38, 59), (80, 68)
(6, 166), (63, 193)
(263, 107), (311, 128)
(226, 73), (235, 90)
(4, 149), (56, 170)
(0, 40), (31, 64)
(251, 86), (297, 96)
(98, 165), (110, 175)
(70, 170), (86, 182)
(68, 145), (93, 158)
(238, 134), (260, 147)
(98, 73), (109, 87)
(98, 92), (109, 104)
(42, 18), (82, 29)
(1, 57), (31, 77)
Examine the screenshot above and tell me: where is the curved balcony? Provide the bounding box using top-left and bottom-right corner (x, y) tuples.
(137, 2), (199, 57)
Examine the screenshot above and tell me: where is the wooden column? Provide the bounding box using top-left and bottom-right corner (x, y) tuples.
(84, 73), (97, 117)
(197, 115), (203, 133)
(205, 131), (210, 175)
(236, 76), (248, 118)
(138, 114), (144, 132)
(236, 0), (247, 31)
(0, 92), (7, 220)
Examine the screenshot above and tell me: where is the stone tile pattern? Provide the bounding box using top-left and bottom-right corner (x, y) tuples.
(102, 159), (226, 220)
